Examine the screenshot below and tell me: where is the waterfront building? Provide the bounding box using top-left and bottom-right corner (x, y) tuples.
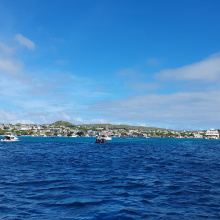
(194, 133), (203, 138)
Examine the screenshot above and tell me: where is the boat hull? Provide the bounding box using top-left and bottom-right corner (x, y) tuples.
(1, 139), (18, 142)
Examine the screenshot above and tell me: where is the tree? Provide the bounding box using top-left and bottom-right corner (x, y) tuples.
(67, 132), (73, 137)
(0, 130), (5, 135)
(77, 131), (84, 136)
(21, 131), (28, 135)
(121, 132), (127, 136)
(16, 131), (21, 135)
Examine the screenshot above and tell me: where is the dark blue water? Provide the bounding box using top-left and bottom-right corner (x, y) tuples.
(0, 137), (219, 219)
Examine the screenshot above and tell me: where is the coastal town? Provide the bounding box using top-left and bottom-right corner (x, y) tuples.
(0, 121), (219, 139)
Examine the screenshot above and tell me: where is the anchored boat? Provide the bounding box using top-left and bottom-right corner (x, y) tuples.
(1, 132), (19, 142)
(95, 136), (107, 143)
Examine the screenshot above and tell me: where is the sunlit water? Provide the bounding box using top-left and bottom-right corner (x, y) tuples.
(0, 137), (219, 219)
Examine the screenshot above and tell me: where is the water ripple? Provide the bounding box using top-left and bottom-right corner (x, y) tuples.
(0, 137), (219, 219)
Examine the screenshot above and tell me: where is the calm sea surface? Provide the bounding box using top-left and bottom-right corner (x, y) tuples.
(0, 137), (219, 219)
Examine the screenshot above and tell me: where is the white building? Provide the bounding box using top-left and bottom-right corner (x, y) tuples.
(194, 133), (203, 138)
(20, 125), (30, 131)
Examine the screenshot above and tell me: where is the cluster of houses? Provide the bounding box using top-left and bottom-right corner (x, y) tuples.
(0, 123), (219, 139)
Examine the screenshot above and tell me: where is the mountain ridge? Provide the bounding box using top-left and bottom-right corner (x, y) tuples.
(51, 121), (167, 131)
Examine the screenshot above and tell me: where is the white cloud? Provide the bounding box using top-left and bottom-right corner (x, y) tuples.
(124, 81), (159, 91)
(147, 57), (163, 67)
(89, 90), (220, 129)
(0, 110), (17, 123)
(117, 68), (144, 78)
(156, 54), (220, 82)
(117, 68), (155, 92)
(136, 122), (147, 127)
(37, 112), (72, 124)
(0, 110), (34, 124)
(0, 42), (15, 56)
(14, 33), (36, 50)
(0, 59), (22, 75)
(68, 117), (106, 125)
(0, 41), (22, 76)
(0, 108), (108, 125)
(61, 112), (71, 121)
(15, 119), (35, 124)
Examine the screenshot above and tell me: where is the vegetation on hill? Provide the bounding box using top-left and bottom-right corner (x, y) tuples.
(51, 121), (75, 128)
(82, 123), (165, 131)
(50, 121), (166, 131)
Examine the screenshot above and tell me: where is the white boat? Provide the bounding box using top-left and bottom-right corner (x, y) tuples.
(104, 117), (112, 140)
(204, 128), (219, 139)
(70, 134), (78, 137)
(144, 134), (151, 138)
(40, 134), (47, 137)
(105, 136), (112, 140)
(1, 132), (19, 142)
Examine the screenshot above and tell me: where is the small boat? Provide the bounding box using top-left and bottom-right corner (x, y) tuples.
(41, 134), (47, 137)
(95, 136), (107, 143)
(70, 134), (78, 137)
(103, 117), (112, 141)
(104, 136), (112, 140)
(1, 132), (19, 142)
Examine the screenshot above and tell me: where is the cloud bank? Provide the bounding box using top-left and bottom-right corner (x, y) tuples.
(156, 54), (220, 82)
(89, 90), (220, 129)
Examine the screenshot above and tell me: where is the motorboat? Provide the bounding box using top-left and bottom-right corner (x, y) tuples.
(40, 134), (47, 137)
(70, 134), (78, 137)
(105, 136), (112, 140)
(1, 132), (19, 142)
(204, 129), (219, 139)
(95, 136), (107, 143)
(103, 117), (112, 141)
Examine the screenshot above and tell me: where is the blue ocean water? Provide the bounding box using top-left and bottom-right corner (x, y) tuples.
(0, 137), (219, 219)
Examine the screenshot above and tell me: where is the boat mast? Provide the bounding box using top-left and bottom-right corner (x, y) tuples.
(106, 117), (108, 131)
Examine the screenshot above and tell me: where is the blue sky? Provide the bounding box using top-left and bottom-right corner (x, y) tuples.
(0, 0), (220, 130)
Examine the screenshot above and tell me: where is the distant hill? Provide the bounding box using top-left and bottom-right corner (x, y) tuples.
(51, 121), (75, 127)
(82, 124), (165, 131)
(51, 121), (168, 131)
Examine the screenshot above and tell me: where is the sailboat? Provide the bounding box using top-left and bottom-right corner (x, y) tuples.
(105, 136), (112, 140)
(105, 118), (112, 140)
(50, 127), (55, 138)
(95, 118), (112, 143)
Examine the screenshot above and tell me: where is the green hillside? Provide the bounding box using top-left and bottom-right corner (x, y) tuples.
(82, 124), (164, 131)
(50, 121), (166, 131)
(51, 121), (75, 128)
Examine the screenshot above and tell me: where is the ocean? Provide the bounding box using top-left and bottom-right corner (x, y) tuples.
(0, 137), (219, 219)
